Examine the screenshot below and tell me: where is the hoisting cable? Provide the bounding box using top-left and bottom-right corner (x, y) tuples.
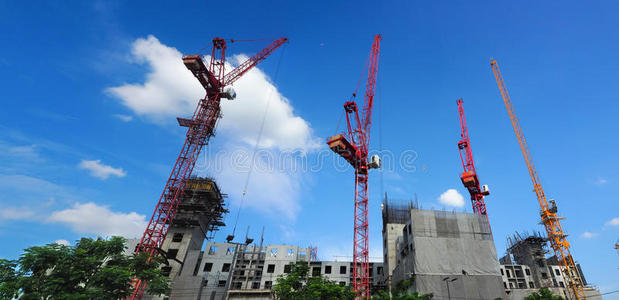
(334, 110), (345, 135)
(230, 43), (288, 238)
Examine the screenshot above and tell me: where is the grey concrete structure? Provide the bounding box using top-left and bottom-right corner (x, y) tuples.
(130, 177), (227, 300)
(381, 198), (411, 291)
(499, 265), (601, 300)
(499, 264), (536, 290)
(505, 232), (555, 289)
(500, 232), (600, 299)
(390, 208), (505, 299)
(149, 240), (384, 300)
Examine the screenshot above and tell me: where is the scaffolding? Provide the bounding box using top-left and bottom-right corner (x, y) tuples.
(168, 176), (229, 240)
(381, 194), (416, 226)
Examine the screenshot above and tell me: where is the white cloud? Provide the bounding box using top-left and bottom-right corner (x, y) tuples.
(595, 177), (609, 185)
(0, 206), (35, 220)
(55, 239), (70, 246)
(0, 141), (41, 162)
(580, 231), (599, 239)
(199, 144), (302, 220)
(79, 159), (126, 179)
(438, 189), (465, 207)
(113, 114), (133, 122)
(605, 217), (619, 226)
(106, 36), (202, 119)
(48, 202), (147, 238)
(106, 35), (318, 151)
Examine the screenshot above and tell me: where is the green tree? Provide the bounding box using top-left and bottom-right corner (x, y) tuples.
(0, 236), (170, 299)
(272, 261), (356, 300)
(525, 288), (564, 300)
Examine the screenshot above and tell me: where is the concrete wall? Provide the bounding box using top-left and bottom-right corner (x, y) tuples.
(392, 209), (505, 299)
(383, 223), (405, 290)
(259, 244), (309, 289)
(500, 264), (536, 289)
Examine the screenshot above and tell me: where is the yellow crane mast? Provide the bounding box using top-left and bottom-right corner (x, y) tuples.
(491, 60), (586, 300)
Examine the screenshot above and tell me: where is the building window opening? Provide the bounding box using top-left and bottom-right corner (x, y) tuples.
(265, 281), (273, 289)
(284, 264), (291, 273)
(203, 262), (213, 272)
(325, 265), (332, 274)
(162, 266), (172, 277)
(222, 263), (231, 272)
(312, 266), (321, 277)
(267, 264), (275, 273)
(217, 280), (226, 287)
(208, 246), (218, 255)
(340, 266), (347, 274)
(172, 233), (183, 242)
(270, 248), (278, 257)
(167, 249), (179, 259)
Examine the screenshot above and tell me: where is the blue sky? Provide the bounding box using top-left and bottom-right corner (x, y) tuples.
(1, 0), (618, 296)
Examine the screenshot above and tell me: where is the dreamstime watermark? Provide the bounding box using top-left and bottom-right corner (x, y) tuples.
(194, 146), (423, 175)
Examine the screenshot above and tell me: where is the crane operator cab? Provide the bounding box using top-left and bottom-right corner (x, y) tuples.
(221, 86), (236, 100)
(369, 154), (381, 169)
(481, 184), (490, 196)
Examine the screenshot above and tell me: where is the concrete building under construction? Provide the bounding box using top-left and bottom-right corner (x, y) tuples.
(388, 203), (505, 299)
(381, 197), (412, 291)
(498, 232), (600, 299)
(127, 177), (228, 300)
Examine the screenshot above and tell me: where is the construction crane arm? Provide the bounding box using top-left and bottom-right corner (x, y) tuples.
(491, 60), (586, 300)
(361, 34), (382, 151)
(222, 37), (288, 86)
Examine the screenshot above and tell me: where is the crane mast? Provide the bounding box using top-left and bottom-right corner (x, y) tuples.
(490, 60), (586, 300)
(457, 99), (491, 231)
(327, 34), (381, 300)
(129, 37), (287, 300)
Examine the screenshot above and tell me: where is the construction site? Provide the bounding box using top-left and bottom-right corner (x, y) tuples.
(120, 35), (607, 300)
(5, 2), (619, 300)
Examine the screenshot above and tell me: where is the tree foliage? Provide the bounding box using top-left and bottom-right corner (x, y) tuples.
(272, 261), (356, 300)
(525, 288), (564, 300)
(0, 236), (170, 299)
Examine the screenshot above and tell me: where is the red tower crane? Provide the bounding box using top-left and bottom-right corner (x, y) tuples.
(456, 99), (491, 231)
(327, 34), (381, 300)
(130, 37), (288, 299)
